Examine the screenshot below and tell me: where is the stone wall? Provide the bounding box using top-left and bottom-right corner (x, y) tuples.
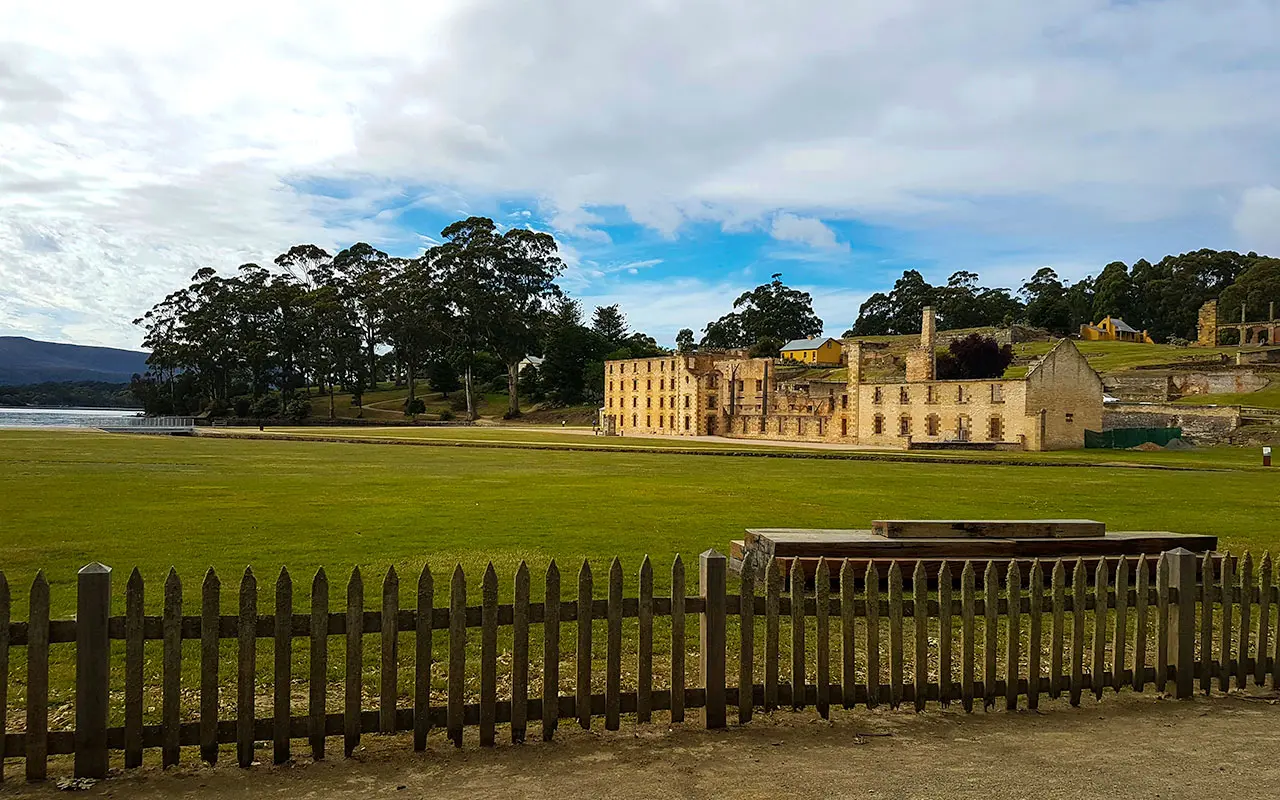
(1103, 402), (1241, 445)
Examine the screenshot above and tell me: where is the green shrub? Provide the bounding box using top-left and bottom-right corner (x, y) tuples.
(285, 397), (311, 421)
(404, 398), (426, 417)
(249, 394), (280, 418)
(438, 408), (455, 421)
(232, 395), (252, 418)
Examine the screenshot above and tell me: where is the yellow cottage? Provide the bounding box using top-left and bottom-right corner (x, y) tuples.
(779, 336), (843, 365)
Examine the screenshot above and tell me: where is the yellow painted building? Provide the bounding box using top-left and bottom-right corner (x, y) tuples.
(779, 336), (843, 365)
(1080, 316), (1155, 344)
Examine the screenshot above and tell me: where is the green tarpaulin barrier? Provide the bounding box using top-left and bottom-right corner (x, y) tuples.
(1085, 427), (1183, 449)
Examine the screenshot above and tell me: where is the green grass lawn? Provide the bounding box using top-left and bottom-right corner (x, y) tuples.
(0, 429), (1276, 729)
(2, 429), (1276, 620)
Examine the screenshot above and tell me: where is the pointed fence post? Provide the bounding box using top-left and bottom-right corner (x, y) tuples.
(1166, 548), (1198, 699)
(700, 549), (728, 729)
(75, 562), (111, 780)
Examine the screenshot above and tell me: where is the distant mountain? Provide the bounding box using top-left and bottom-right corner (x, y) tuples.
(0, 336), (151, 386)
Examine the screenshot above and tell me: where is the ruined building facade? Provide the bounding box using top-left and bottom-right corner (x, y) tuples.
(603, 308), (1104, 451)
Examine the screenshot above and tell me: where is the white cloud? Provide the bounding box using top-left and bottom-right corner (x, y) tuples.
(2, 0), (1279, 346)
(1234, 186), (1280, 255)
(769, 213), (847, 251)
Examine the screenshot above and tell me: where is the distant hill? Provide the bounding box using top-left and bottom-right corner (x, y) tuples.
(0, 336), (151, 386)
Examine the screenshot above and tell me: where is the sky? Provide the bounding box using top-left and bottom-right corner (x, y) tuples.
(2, 0), (1279, 351)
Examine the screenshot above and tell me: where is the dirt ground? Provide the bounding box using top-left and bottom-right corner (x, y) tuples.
(4, 693), (1279, 799)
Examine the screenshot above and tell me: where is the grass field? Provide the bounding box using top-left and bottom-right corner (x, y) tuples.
(2, 429), (1277, 620)
(1, 428), (1277, 730)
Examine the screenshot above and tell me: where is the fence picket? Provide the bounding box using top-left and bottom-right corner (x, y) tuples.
(1133, 555), (1149, 692)
(1272, 551), (1280, 690)
(0, 573), (8, 783)
(638, 556), (654, 724)
(26, 572), (49, 781)
(914, 560), (929, 713)
(381, 567), (399, 735)
(201, 568), (221, 764)
(671, 555), (685, 723)
(345, 568), (363, 757)
(449, 566), (466, 747)
(1112, 558), (1128, 692)
(414, 565), (433, 751)
(960, 561), (975, 713)
(1051, 560), (1065, 700)
(481, 563), (498, 747)
(163, 569), (182, 768)
(1238, 553), (1252, 688)
(1258, 553), (1272, 688)
(983, 561), (997, 710)
(578, 560), (594, 730)
(513, 561), (530, 743)
(1092, 559), (1108, 700)
(1219, 556), (1233, 692)
(1006, 561), (1021, 711)
(274, 568), (292, 764)
(888, 562), (904, 710)
(309, 568), (328, 760)
(815, 558), (831, 719)
(1156, 554), (1170, 694)
(238, 567), (258, 768)
(766, 558), (781, 711)
(791, 558), (806, 709)
(1070, 557), (1086, 707)
(739, 553), (756, 723)
(606, 557), (623, 731)
(1027, 560), (1043, 710)
(866, 562), (881, 710)
(543, 561), (560, 741)
(124, 568), (144, 769)
(938, 561), (953, 707)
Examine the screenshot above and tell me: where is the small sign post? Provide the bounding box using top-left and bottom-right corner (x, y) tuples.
(1265, 446), (1272, 467)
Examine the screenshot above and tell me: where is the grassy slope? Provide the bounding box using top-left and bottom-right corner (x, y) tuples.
(1173, 381), (1280, 409)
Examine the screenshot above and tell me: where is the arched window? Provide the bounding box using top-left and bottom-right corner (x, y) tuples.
(899, 415), (911, 436)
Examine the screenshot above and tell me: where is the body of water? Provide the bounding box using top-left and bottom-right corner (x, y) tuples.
(0, 407), (145, 427)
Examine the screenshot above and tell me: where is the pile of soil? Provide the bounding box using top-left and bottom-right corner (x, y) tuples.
(1129, 441), (1165, 451)
(1163, 437), (1195, 450)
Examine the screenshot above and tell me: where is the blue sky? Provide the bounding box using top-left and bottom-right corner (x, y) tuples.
(2, 0), (1279, 349)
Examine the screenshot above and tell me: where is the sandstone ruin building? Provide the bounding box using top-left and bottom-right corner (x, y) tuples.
(603, 308), (1104, 451)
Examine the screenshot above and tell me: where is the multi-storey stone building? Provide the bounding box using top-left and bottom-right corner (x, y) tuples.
(603, 308), (1104, 450)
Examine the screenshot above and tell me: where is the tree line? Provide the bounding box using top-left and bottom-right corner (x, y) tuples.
(133, 235), (1279, 419)
(133, 217), (678, 418)
(848, 249), (1280, 343)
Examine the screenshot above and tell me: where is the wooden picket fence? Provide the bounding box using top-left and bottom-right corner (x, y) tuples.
(1, 546), (1277, 782)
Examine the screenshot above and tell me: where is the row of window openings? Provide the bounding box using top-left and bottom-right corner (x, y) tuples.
(871, 413), (1004, 440)
(608, 395), (686, 409)
(872, 384), (1004, 405)
(608, 375), (704, 392)
(730, 416), (850, 437)
(608, 360), (679, 374)
(610, 413), (692, 431)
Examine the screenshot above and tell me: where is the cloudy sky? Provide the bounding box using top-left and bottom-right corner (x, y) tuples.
(2, 0), (1279, 350)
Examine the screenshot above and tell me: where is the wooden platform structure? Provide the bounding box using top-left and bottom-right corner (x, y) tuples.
(729, 519), (1219, 586)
